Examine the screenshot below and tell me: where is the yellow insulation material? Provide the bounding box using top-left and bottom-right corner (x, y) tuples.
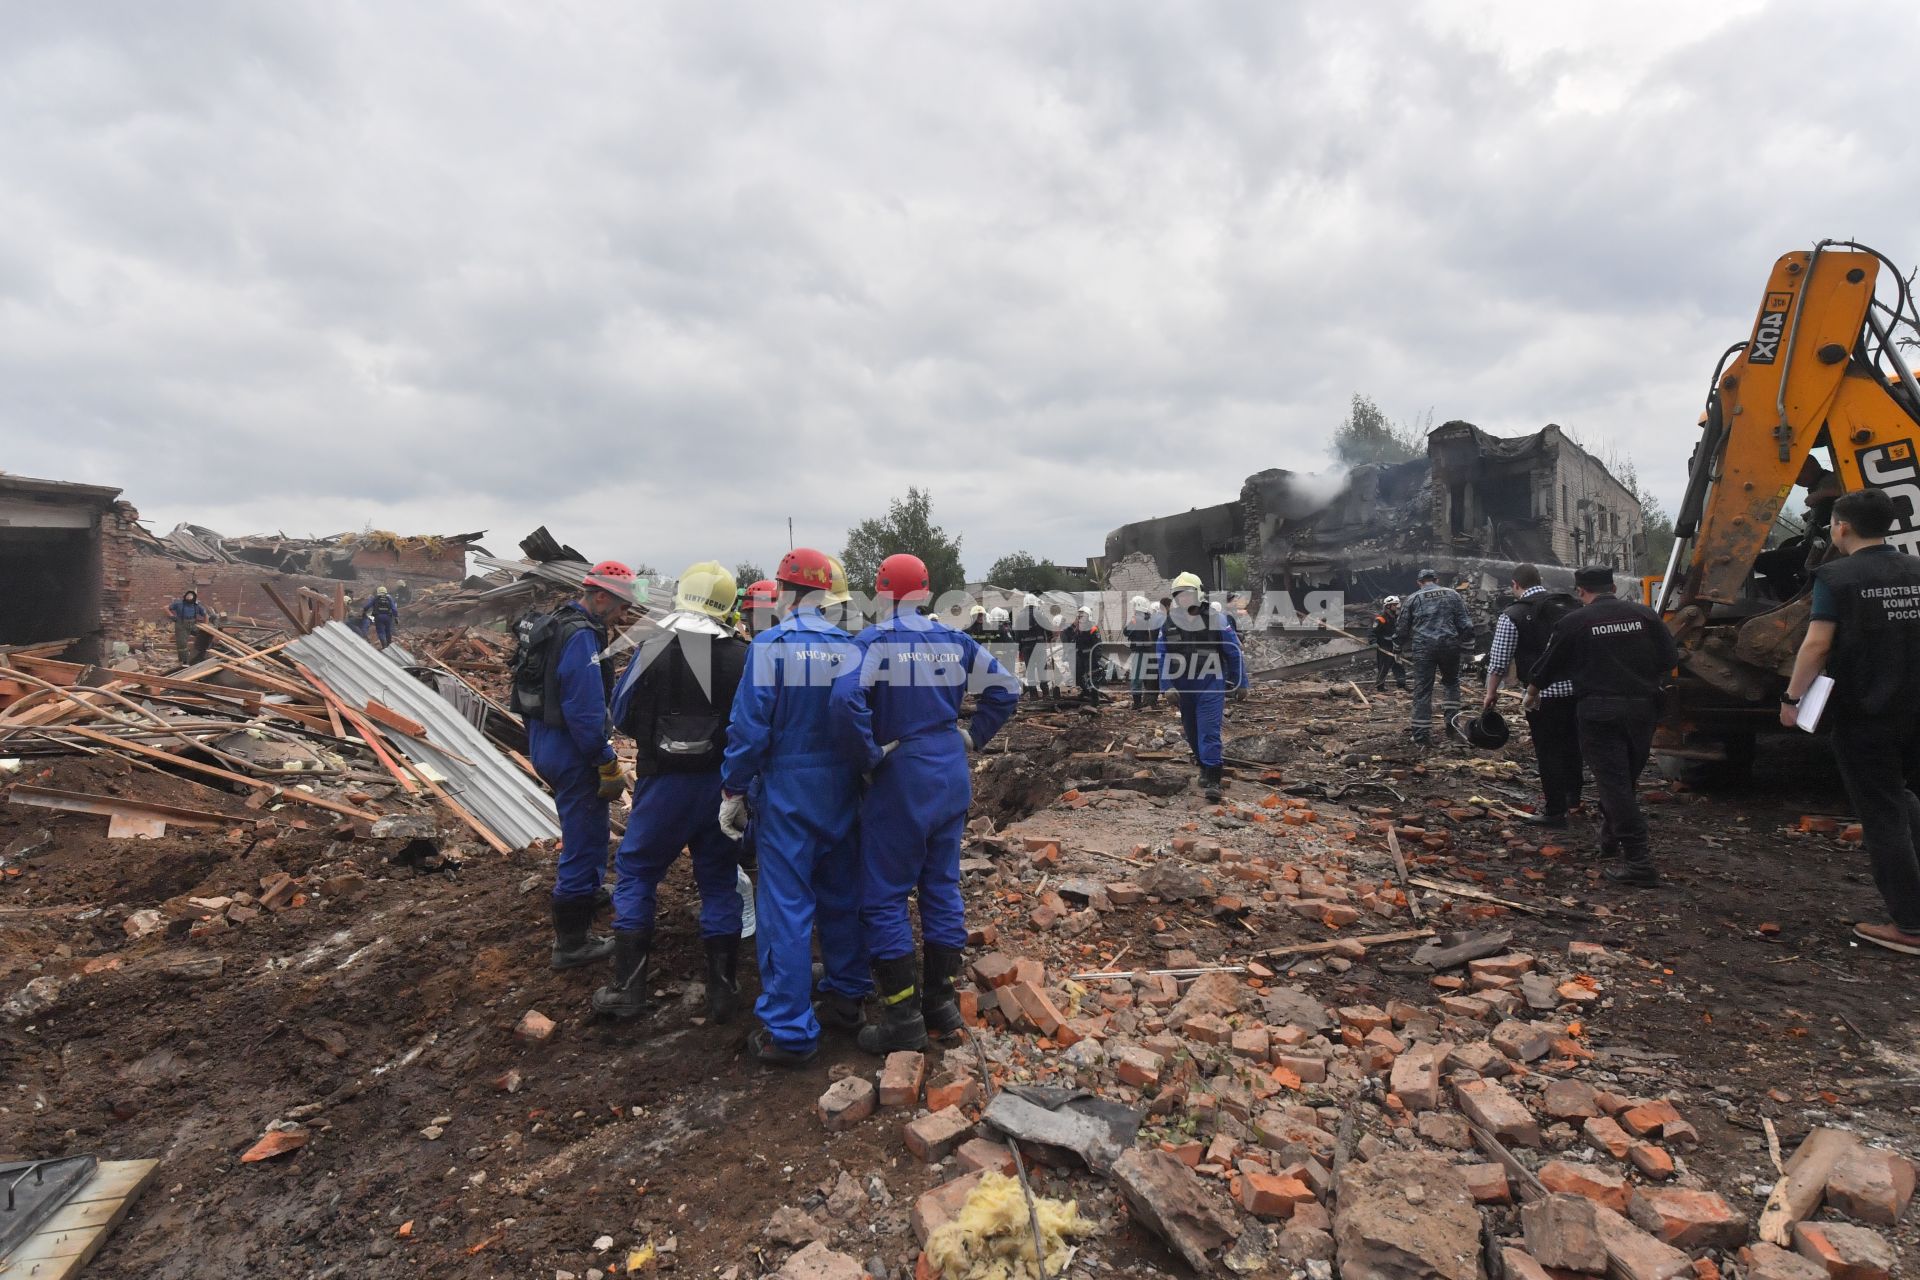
(924, 1171), (1098, 1280)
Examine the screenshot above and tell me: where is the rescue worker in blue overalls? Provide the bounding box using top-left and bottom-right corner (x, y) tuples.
(832, 553), (1021, 1054)
(1157, 570), (1244, 803)
(364, 586), (400, 648)
(524, 561), (637, 971)
(718, 548), (868, 1066)
(594, 562), (750, 1022)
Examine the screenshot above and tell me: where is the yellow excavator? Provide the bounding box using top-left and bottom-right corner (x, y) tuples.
(1656, 239), (1920, 777)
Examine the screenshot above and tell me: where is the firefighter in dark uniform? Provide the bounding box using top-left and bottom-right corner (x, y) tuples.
(1371, 596), (1407, 691)
(1783, 489), (1920, 955)
(1525, 565), (1678, 888)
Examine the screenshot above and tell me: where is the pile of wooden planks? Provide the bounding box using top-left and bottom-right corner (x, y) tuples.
(0, 622), (535, 852)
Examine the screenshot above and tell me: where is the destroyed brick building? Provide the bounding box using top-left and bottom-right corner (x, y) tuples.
(0, 470), (480, 660)
(1106, 422), (1646, 602)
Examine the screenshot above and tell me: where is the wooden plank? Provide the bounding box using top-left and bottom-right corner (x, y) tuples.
(1758, 1127), (1859, 1246)
(53, 722), (378, 821)
(290, 662), (420, 797)
(2, 1158), (160, 1276)
(363, 699), (427, 738)
(257, 581), (309, 635)
(1251, 928), (1434, 962)
(6, 784), (237, 828)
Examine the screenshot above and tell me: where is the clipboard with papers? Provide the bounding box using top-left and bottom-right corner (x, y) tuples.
(1795, 674), (1834, 732)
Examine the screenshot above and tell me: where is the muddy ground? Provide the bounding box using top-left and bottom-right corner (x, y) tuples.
(2, 671), (1917, 1277)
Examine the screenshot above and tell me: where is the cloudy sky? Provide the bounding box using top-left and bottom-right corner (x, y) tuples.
(4, 2), (1915, 579)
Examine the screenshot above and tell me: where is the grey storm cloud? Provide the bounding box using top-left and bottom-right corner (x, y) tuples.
(1, 1), (1915, 578)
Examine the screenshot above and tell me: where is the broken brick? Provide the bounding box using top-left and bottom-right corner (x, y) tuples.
(1114, 1045), (1163, 1089)
(1181, 1012), (1233, 1045)
(1539, 1159), (1630, 1213)
(879, 1051), (926, 1108)
(1543, 1078), (1601, 1120)
(1742, 1243), (1830, 1280)
(1593, 1205), (1693, 1280)
(911, 1172), (985, 1245)
(1584, 1115), (1633, 1160)
(1468, 952), (1537, 980)
(1628, 1143), (1675, 1180)
(955, 1137), (1017, 1177)
(818, 1077), (876, 1132)
(514, 1009), (556, 1044)
(1462, 1163), (1512, 1205)
(1628, 1187), (1747, 1251)
(1238, 1171), (1314, 1219)
(1824, 1145), (1916, 1227)
(1231, 1027), (1270, 1061)
(1523, 1193), (1608, 1274)
(970, 954), (1016, 988)
(924, 1070), (980, 1114)
(1336, 1004), (1392, 1034)
(903, 1106), (972, 1163)
(1388, 1041), (1448, 1111)
(1792, 1221), (1894, 1280)
(1454, 1078), (1541, 1147)
(1620, 1099), (1684, 1140)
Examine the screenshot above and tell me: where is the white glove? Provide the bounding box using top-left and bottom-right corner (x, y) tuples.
(956, 723), (976, 752)
(718, 791), (748, 841)
(879, 740), (899, 763)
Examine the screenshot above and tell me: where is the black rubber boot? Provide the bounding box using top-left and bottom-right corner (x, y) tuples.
(703, 934), (742, 1023)
(1202, 766), (1223, 803)
(921, 945), (966, 1036)
(858, 955), (927, 1054)
(589, 930), (652, 1018)
(551, 896), (615, 971)
(748, 1025), (818, 1067)
(815, 991), (864, 1033)
(1603, 844), (1660, 888)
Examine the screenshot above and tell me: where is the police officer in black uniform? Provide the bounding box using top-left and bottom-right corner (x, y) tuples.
(1526, 565), (1678, 888)
(1783, 489), (1920, 955)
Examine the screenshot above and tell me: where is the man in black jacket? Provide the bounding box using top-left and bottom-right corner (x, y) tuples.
(592, 562), (751, 1021)
(1782, 489), (1920, 954)
(1527, 565), (1678, 888)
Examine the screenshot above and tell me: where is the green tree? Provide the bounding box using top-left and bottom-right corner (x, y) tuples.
(1616, 461), (1676, 574)
(732, 561), (766, 587)
(985, 551), (1074, 594)
(842, 487), (966, 597)
(1332, 393), (1425, 465)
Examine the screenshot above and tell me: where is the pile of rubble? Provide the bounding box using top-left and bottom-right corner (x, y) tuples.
(746, 689), (1913, 1280)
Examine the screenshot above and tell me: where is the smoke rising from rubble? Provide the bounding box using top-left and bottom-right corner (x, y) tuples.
(1270, 470), (1354, 522)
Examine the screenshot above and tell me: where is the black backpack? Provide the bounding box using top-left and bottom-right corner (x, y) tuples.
(1505, 592), (1578, 676)
(509, 608), (600, 725)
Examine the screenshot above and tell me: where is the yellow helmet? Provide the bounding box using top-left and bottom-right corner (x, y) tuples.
(825, 555), (852, 607)
(674, 561), (737, 619)
(1171, 571), (1204, 593)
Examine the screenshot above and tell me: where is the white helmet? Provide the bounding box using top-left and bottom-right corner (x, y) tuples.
(1129, 595), (1149, 612)
(1384, 595), (1401, 607)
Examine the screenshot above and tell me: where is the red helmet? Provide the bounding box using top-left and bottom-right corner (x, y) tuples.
(742, 579), (780, 612)
(586, 560), (637, 603)
(875, 553), (931, 602)
(776, 547), (834, 591)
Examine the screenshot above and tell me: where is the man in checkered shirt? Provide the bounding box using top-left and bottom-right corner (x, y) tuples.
(1482, 563), (1582, 828)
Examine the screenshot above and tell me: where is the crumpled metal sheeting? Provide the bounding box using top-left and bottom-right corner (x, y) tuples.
(286, 622), (558, 850)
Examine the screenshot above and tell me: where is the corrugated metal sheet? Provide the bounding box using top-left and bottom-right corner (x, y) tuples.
(286, 622), (559, 850)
